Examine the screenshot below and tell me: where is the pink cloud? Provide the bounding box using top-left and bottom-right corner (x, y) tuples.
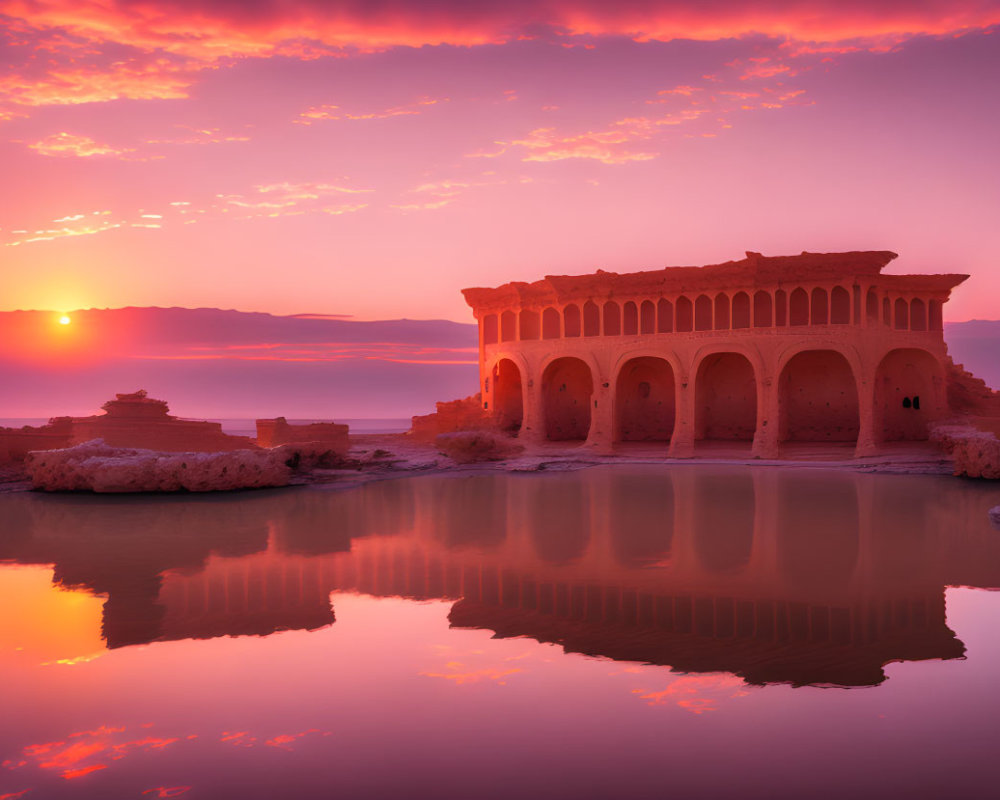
(26, 131), (142, 159)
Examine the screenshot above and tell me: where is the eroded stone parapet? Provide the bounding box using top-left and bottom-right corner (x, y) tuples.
(410, 393), (492, 441)
(256, 417), (349, 454)
(25, 439), (291, 493)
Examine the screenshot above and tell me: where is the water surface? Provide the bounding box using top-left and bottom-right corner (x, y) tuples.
(1, 467), (999, 799)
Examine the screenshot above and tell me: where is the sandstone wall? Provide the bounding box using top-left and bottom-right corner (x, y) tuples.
(256, 417), (349, 454)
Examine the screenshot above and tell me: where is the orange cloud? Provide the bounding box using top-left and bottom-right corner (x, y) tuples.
(296, 96), (446, 125)
(26, 131), (139, 159)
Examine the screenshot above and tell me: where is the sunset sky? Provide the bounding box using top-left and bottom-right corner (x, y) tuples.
(1, 1), (998, 323)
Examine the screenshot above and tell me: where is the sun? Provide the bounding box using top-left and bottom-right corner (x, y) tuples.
(58, 315), (71, 325)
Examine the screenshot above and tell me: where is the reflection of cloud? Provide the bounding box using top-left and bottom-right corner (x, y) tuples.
(141, 788), (191, 798)
(422, 660), (524, 685)
(633, 673), (749, 714)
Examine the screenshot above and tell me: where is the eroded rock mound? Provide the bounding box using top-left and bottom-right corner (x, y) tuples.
(25, 439), (291, 493)
(931, 424), (1000, 480)
(435, 431), (524, 464)
(411, 394), (491, 441)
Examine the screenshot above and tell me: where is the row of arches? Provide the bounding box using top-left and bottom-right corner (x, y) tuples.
(491, 348), (941, 446)
(483, 291), (943, 344)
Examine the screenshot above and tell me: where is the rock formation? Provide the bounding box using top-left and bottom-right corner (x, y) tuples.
(410, 393), (492, 441)
(256, 417), (348, 454)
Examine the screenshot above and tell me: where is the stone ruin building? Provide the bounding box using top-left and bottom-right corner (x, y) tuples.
(462, 250), (970, 457)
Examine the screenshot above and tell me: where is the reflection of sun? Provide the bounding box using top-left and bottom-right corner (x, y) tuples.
(59, 315), (71, 325)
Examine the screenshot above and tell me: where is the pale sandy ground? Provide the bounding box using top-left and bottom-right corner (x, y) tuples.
(0, 434), (956, 494)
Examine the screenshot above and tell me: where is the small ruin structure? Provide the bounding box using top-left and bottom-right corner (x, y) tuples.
(462, 251), (968, 457)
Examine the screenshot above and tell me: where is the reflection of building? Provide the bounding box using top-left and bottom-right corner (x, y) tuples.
(3, 469), (999, 686)
(462, 251), (968, 456)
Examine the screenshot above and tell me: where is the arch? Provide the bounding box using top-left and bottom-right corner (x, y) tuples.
(779, 350), (859, 442)
(603, 302), (621, 336)
(676, 296), (693, 332)
(542, 357), (593, 441)
(831, 286), (851, 324)
(695, 294), (713, 331)
(910, 298), (927, 331)
(774, 289), (787, 326)
(875, 349), (944, 441)
(623, 301), (639, 335)
(657, 299), (673, 333)
(811, 288), (828, 325)
(929, 300), (943, 331)
(894, 298), (909, 330)
(615, 356), (676, 442)
(640, 300), (655, 334)
(732, 292), (751, 329)
(866, 289), (879, 324)
(693, 471), (754, 573)
(714, 293), (730, 330)
(519, 309), (539, 340)
(882, 297), (891, 326)
(695, 352), (757, 441)
(542, 307), (561, 339)
(753, 291), (772, 328)
(564, 303), (582, 337)
(491, 358), (523, 434)
(583, 301), (600, 336)
(789, 288), (809, 326)
(500, 310), (516, 342)
(483, 314), (498, 345)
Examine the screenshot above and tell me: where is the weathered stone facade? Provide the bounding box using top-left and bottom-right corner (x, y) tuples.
(463, 251), (967, 457)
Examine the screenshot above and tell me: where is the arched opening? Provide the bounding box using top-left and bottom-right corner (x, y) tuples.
(695, 295), (712, 331)
(753, 291), (772, 327)
(519, 309), (539, 340)
(910, 299), (927, 331)
(875, 349), (943, 441)
(695, 353), (757, 441)
(676, 297), (693, 332)
(882, 297), (891, 326)
(603, 302), (621, 336)
(811, 288), (828, 325)
(640, 300), (655, 334)
(714, 294), (730, 330)
(732, 292), (750, 329)
(564, 304), (582, 337)
(542, 307), (560, 339)
(894, 298), (909, 330)
(500, 310), (516, 342)
(693, 471), (754, 573)
(789, 289), (809, 326)
(866, 290), (879, 324)
(583, 301), (600, 336)
(779, 350), (859, 443)
(542, 357), (593, 441)
(492, 359), (523, 433)
(657, 299), (673, 333)
(623, 301), (639, 335)
(615, 357), (675, 442)
(775, 289), (787, 326)
(831, 286), (851, 324)
(483, 314), (498, 345)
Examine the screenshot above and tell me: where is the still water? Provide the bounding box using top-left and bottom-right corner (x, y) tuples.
(1, 467), (999, 799)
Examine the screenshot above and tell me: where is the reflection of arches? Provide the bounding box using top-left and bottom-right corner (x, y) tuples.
(615, 357), (675, 441)
(492, 358), (523, 433)
(831, 286), (851, 324)
(875, 349), (943, 441)
(695, 295), (712, 331)
(608, 473), (673, 567)
(432, 475), (508, 550)
(526, 476), (590, 564)
(777, 473), (859, 590)
(780, 350), (859, 442)
(695, 353), (757, 440)
(583, 301), (600, 336)
(693, 471), (754, 572)
(564, 304), (582, 337)
(542, 357), (593, 441)
(789, 289), (809, 326)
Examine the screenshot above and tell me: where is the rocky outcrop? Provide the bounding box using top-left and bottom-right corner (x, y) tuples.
(256, 417), (348, 454)
(931, 423), (1000, 480)
(945, 357), (1000, 416)
(434, 431), (524, 464)
(0, 417), (74, 461)
(25, 440), (291, 493)
(410, 394), (491, 441)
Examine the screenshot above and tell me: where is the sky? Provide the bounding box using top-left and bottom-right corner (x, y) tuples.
(1, 1), (999, 324)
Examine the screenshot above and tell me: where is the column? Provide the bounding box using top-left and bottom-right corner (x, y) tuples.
(854, 365), (879, 457)
(751, 374), (780, 458)
(585, 379), (614, 453)
(519, 374), (545, 443)
(669, 374), (695, 457)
